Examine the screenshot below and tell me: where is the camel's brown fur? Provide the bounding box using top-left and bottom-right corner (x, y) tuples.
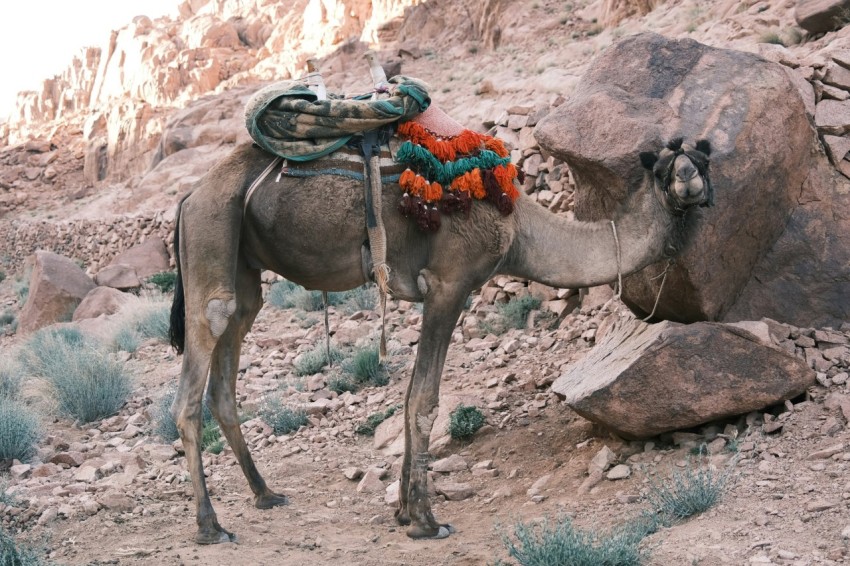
(169, 138), (711, 543)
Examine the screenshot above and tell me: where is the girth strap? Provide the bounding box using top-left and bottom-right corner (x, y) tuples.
(360, 128), (392, 360)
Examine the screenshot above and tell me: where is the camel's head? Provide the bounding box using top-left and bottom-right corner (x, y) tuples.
(640, 138), (713, 214)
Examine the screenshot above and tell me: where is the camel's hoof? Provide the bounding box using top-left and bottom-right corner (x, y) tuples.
(196, 528), (237, 545)
(255, 492), (289, 510)
(406, 524), (455, 540)
(394, 508), (411, 526)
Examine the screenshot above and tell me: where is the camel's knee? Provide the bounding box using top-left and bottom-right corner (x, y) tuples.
(412, 401), (440, 439)
(205, 297), (237, 338)
(206, 389), (239, 428)
(172, 397), (204, 436)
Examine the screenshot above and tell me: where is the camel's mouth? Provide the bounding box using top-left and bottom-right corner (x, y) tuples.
(640, 138), (714, 213)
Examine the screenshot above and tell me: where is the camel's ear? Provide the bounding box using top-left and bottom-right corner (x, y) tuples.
(695, 139), (712, 156)
(639, 151), (658, 170)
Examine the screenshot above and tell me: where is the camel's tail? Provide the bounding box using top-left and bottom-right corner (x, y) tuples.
(169, 195), (188, 355)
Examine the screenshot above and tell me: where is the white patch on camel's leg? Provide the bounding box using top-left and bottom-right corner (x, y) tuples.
(417, 274), (429, 296)
(206, 298), (237, 338)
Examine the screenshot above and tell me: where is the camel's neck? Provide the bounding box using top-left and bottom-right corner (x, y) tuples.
(501, 184), (689, 288)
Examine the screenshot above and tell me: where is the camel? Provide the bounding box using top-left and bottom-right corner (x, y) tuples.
(168, 135), (713, 543)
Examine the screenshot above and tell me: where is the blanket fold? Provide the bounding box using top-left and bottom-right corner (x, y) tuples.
(244, 76), (430, 162)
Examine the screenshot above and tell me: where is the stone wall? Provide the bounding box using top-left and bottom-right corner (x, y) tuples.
(1, 213), (175, 276)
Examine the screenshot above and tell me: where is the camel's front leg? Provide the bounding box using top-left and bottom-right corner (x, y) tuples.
(396, 271), (469, 539)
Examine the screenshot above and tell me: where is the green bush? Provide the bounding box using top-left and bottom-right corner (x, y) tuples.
(113, 327), (141, 353)
(343, 344), (387, 387)
(259, 395), (308, 435)
(134, 304), (170, 341)
(146, 271), (178, 293)
(294, 344), (341, 376)
(449, 404), (485, 440)
(0, 528), (48, 566)
(152, 386), (214, 442)
(0, 398), (41, 462)
(498, 295), (541, 330)
(266, 280), (300, 309)
(646, 458), (734, 523)
(201, 421), (225, 454)
(502, 515), (652, 566)
(267, 280), (366, 312)
(338, 286), (377, 313)
(356, 405), (398, 436)
(327, 375), (358, 394)
(22, 329), (133, 424)
(13, 277), (29, 305)
(0, 359), (23, 400)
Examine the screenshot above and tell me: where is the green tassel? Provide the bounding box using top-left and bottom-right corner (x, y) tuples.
(396, 141), (511, 185)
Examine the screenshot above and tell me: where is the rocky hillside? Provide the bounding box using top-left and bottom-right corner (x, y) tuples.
(1, 0), (850, 564)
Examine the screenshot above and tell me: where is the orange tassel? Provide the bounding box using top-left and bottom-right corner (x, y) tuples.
(424, 181), (443, 203)
(399, 168), (415, 189)
(413, 175), (429, 197)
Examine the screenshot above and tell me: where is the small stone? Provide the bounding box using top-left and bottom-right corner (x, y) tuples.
(527, 474), (551, 497)
(50, 451), (86, 467)
(430, 454), (468, 473)
(809, 444), (845, 459)
(806, 499), (838, 512)
(9, 464), (31, 479)
(356, 469), (386, 493)
(588, 446), (615, 474)
(343, 467), (363, 481)
(606, 464), (631, 480)
(435, 482), (475, 501)
(384, 480), (400, 506)
(37, 507), (58, 526)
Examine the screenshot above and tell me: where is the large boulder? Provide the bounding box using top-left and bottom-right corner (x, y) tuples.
(107, 237), (170, 280)
(19, 251), (96, 333)
(795, 0), (850, 34)
(553, 318), (815, 438)
(72, 286), (129, 321)
(534, 32), (850, 328)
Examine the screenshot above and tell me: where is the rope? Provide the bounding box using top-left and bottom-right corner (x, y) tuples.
(243, 157), (282, 213)
(598, 220), (671, 323)
(641, 259), (674, 322)
(610, 220), (622, 300)
(322, 291), (332, 367)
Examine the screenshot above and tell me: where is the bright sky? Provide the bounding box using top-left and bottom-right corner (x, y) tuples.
(0, 0), (180, 120)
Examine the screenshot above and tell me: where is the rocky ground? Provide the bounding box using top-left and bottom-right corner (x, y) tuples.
(1, 270), (850, 565)
(1, 0), (850, 564)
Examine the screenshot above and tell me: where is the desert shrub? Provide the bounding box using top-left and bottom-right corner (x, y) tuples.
(152, 386), (214, 442)
(113, 327), (141, 353)
(146, 271), (178, 293)
(356, 405), (398, 436)
(259, 395), (308, 435)
(759, 31), (783, 45)
(13, 277), (29, 305)
(133, 303), (170, 341)
(449, 404), (485, 440)
(338, 285), (377, 313)
(294, 344), (341, 376)
(201, 421), (225, 454)
(290, 288), (325, 312)
(0, 311), (16, 335)
(0, 528), (48, 566)
(327, 374), (358, 394)
(502, 515), (652, 566)
(0, 398), (41, 462)
(110, 297), (171, 351)
(266, 280), (300, 308)
(0, 359), (22, 400)
(645, 458), (734, 523)
(343, 344), (387, 387)
(22, 330), (132, 423)
(499, 295), (542, 330)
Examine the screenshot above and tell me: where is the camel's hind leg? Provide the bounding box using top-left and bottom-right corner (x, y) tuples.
(172, 190), (242, 544)
(207, 261), (289, 509)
